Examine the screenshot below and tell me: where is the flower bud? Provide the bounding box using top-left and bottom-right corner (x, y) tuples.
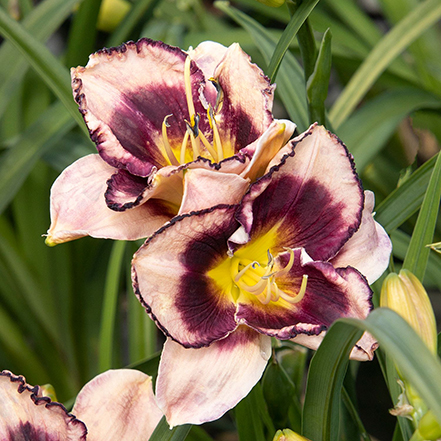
(380, 269), (437, 354)
(255, 0), (286, 7)
(411, 410), (441, 441)
(273, 429), (311, 441)
(97, 0), (131, 32)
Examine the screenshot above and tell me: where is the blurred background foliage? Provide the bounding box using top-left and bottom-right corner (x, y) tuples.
(0, 0), (440, 439)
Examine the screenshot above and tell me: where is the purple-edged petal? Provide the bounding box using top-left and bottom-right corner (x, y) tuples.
(156, 327), (271, 426)
(331, 191), (392, 284)
(178, 168), (250, 214)
(233, 124), (364, 261)
(72, 38), (208, 177)
(213, 43), (275, 153)
(47, 155), (175, 244)
(188, 41), (228, 107)
(0, 371), (87, 440)
(236, 248), (372, 340)
(291, 330), (378, 361)
(132, 205), (241, 348)
(72, 369), (163, 440)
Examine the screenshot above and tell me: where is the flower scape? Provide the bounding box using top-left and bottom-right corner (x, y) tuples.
(46, 38), (392, 427)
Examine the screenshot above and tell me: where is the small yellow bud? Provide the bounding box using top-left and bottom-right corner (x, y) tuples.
(273, 429), (311, 441)
(380, 270), (437, 354)
(255, 0), (286, 7)
(412, 411), (441, 441)
(97, 0), (131, 32)
(40, 383), (57, 402)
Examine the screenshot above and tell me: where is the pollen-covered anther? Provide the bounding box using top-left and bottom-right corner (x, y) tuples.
(233, 249), (308, 305)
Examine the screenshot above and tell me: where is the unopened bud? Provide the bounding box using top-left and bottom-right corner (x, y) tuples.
(97, 0), (131, 32)
(273, 429), (311, 441)
(380, 269), (437, 354)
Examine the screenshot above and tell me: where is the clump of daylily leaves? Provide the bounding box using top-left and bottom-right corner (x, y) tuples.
(7, 38), (393, 436)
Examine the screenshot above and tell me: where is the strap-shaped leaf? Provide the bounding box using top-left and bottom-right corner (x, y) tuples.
(150, 416), (192, 441)
(303, 308), (441, 441)
(0, 5), (86, 133)
(329, 0), (441, 128)
(215, 1), (309, 132)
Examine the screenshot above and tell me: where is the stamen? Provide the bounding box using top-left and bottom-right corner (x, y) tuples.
(209, 106), (224, 162)
(198, 130), (218, 161)
(234, 261), (260, 283)
(180, 131), (190, 164)
(278, 275), (308, 304)
(161, 115), (179, 166)
(184, 56), (195, 120)
(274, 248), (295, 278)
(209, 77), (224, 113)
(185, 118), (201, 160)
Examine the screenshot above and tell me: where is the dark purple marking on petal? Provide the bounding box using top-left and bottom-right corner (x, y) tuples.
(0, 371), (87, 440)
(133, 204), (241, 348)
(105, 169), (148, 211)
(235, 130), (363, 261)
(73, 38), (211, 176)
(236, 250), (372, 339)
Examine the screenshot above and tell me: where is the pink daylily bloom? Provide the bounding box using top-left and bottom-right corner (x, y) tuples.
(46, 38), (295, 245)
(0, 369), (163, 440)
(132, 124), (392, 426)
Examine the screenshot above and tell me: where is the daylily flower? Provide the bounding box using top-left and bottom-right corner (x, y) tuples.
(0, 369), (163, 440)
(132, 123), (392, 426)
(46, 38), (295, 245)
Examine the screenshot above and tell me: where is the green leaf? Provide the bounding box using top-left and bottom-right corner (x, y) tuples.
(0, 102), (75, 215)
(0, 0), (80, 119)
(338, 88), (441, 171)
(150, 416), (192, 441)
(214, 1), (309, 132)
(107, 0), (163, 47)
(0, 5), (87, 134)
(329, 0), (441, 128)
(66, 0), (103, 67)
(99, 240), (126, 372)
(235, 384), (269, 441)
(267, 0), (320, 80)
(375, 152), (438, 232)
(303, 309), (441, 440)
(306, 28), (332, 125)
(403, 148), (441, 280)
(302, 322), (362, 440)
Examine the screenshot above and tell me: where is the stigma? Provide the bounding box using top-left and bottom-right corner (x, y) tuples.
(231, 249), (308, 305)
(159, 56), (226, 166)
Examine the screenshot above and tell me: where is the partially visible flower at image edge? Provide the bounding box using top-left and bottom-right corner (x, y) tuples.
(46, 38), (295, 246)
(0, 369), (162, 440)
(132, 123), (393, 427)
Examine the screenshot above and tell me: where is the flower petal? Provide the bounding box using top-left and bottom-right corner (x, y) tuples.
(213, 43), (275, 153)
(240, 119), (296, 182)
(132, 206), (240, 348)
(291, 330), (378, 361)
(156, 327), (271, 426)
(178, 168), (250, 214)
(0, 371), (86, 440)
(331, 191), (392, 284)
(233, 124), (364, 261)
(236, 249), (372, 340)
(72, 38), (208, 177)
(72, 369), (163, 441)
(47, 154), (174, 244)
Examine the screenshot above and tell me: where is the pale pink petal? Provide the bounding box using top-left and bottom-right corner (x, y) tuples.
(240, 119), (296, 182)
(47, 154), (174, 244)
(0, 371), (86, 440)
(291, 330), (378, 361)
(213, 43), (275, 152)
(331, 191), (392, 284)
(178, 168), (250, 214)
(72, 369), (163, 441)
(156, 327), (271, 426)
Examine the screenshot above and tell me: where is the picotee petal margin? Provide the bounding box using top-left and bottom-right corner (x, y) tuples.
(0, 371), (87, 440)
